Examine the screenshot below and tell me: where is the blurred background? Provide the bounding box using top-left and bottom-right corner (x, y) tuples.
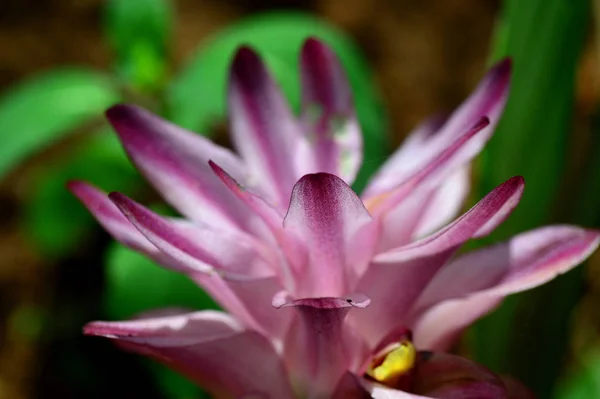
(0, 0), (600, 398)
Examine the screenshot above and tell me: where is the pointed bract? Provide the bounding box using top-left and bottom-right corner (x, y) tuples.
(299, 37), (362, 182)
(284, 173), (376, 297)
(109, 192), (274, 279)
(105, 104), (253, 231)
(228, 47), (303, 208)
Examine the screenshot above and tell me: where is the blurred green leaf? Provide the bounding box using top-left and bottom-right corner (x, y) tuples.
(556, 350), (600, 399)
(0, 69), (119, 179)
(148, 362), (204, 399)
(571, 109), (600, 226)
(9, 305), (46, 342)
(104, 241), (217, 398)
(104, 0), (172, 91)
(167, 11), (389, 191)
(472, 0), (590, 396)
(480, 0), (588, 229)
(24, 129), (139, 257)
(487, 10), (511, 64)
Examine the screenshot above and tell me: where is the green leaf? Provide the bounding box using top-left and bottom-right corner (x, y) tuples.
(479, 0), (588, 234)
(556, 349), (600, 399)
(0, 69), (119, 179)
(471, 0), (590, 396)
(486, 10), (511, 65)
(147, 362), (204, 399)
(104, 0), (172, 91)
(167, 11), (389, 192)
(24, 129), (140, 257)
(570, 108), (600, 227)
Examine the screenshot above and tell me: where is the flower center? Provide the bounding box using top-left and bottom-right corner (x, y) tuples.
(366, 339), (416, 385)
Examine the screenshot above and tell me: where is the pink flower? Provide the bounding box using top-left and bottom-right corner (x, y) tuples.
(70, 38), (599, 398)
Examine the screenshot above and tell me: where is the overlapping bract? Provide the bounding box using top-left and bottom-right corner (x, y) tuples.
(71, 38), (599, 398)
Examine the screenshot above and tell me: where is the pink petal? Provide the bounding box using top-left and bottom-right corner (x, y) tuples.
(364, 60), (510, 251)
(364, 114), (447, 198)
(71, 184), (291, 339)
(354, 176), (524, 347)
(105, 104), (252, 231)
(299, 37), (362, 182)
(365, 117), (489, 220)
(332, 372), (375, 399)
(85, 310), (295, 399)
(68, 181), (167, 259)
(415, 296), (501, 352)
(192, 273), (292, 341)
(362, 120), (471, 245)
(370, 190), (435, 252)
(274, 294), (370, 398)
(364, 59), (510, 200)
(410, 351), (509, 399)
(68, 181), (146, 248)
(412, 166), (470, 239)
(437, 59), (511, 146)
(210, 161), (304, 288)
(413, 226), (598, 311)
(209, 161), (285, 230)
(228, 47), (303, 208)
(366, 165), (470, 251)
(108, 192), (275, 279)
(378, 176), (525, 262)
(412, 226), (600, 350)
(365, 117), (490, 253)
(283, 173), (377, 297)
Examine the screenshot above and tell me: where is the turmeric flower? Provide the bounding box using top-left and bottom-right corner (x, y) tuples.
(70, 38), (599, 398)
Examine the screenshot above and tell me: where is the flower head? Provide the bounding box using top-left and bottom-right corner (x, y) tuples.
(70, 38), (599, 398)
